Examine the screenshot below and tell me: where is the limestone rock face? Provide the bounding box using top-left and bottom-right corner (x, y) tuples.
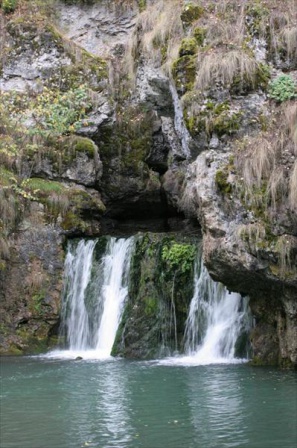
(30, 137), (103, 188)
(57, 0), (138, 58)
(0, 204), (64, 354)
(178, 149), (297, 365)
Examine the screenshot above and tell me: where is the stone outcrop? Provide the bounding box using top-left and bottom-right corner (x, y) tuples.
(112, 233), (197, 359)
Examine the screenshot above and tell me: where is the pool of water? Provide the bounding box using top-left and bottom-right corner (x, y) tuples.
(0, 357), (296, 448)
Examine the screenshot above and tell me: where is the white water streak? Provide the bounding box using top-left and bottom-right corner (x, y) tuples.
(95, 237), (134, 356)
(160, 258), (251, 366)
(64, 239), (97, 351)
(49, 237), (134, 360)
(170, 83), (191, 159)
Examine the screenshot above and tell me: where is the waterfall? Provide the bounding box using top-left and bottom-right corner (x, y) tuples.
(61, 239), (97, 351)
(52, 236), (134, 359)
(184, 259), (251, 364)
(170, 83), (191, 159)
(159, 255), (251, 366)
(94, 238), (134, 356)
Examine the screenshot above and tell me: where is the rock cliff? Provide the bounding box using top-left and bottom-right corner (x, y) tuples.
(0, 0), (296, 366)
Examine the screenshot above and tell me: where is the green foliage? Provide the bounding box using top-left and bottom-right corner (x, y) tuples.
(31, 292), (46, 314)
(268, 75), (297, 103)
(162, 243), (196, 274)
(1, 85), (92, 139)
(30, 86), (92, 137)
(2, 0), (17, 13)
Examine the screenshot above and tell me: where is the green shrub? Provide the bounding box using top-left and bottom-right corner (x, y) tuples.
(162, 243), (196, 274)
(29, 85), (92, 137)
(268, 75), (297, 102)
(2, 0), (17, 14)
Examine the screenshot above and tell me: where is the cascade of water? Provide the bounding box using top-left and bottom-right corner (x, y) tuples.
(54, 236), (134, 359)
(183, 258), (251, 364)
(61, 239), (97, 351)
(170, 83), (191, 159)
(95, 237), (134, 356)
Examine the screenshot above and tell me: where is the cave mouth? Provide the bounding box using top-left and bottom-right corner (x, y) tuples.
(100, 213), (201, 237)
(97, 184), (201, 236)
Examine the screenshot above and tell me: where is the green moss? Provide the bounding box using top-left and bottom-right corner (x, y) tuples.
(280, 358), (294, 369)
(184, 99), (242, 138)
(172, 55), (196, 94)
(144, 297), (158, 316)
(25, 178), (66, 194)
(72, 137), (96, 157)
(231, 63), (270, 94)
(215, 169), (232, 194)
(162, 242), (196, 276)
(30, 291), (46, 314)
(212, 110), (242, 135)
(61, 211), (87, 232)
(138, 0), (146, 12)
(181, 3), (204, 24)
(112, 233), (198, 358)
(179, 38), (198, 57)
(0, 168), (17, 187)
(193, 27), (207, 46)
(1, 345), (23, 355)
(60, 189), (105, 232)
(99, 105), (153, 188)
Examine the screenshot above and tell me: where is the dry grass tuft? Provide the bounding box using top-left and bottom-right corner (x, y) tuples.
(280, 26), (297, 61)
(195, 49), (259, 91)
(284, 102), (297, 154)
(241, 136), (276, 190)
(237, 100), (297, 215)
(267, 166), (287, 210)
(237, 222), (266, 254)
(0, 237), (10, 260)
(289, 160), (297, 212)
(275, 234), (295, 278)
(135, 0), (183, 68)
(0, 189), (19, 230)
(205, 2), (246, 49)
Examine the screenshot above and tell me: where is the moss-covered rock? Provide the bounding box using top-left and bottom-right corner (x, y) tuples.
(181, 3), (204, 25)
(231, 63), (270, 95)
(179, 37), (198, 57)
(193, 27), (207, 46)
(184, 99), (242, 138)
(112, 234), (198, 359)
(172, 55), (196, 95)
(215, 169), (232, 194)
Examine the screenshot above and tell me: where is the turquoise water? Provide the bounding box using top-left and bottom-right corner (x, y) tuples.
(0, 357), (296, 448)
